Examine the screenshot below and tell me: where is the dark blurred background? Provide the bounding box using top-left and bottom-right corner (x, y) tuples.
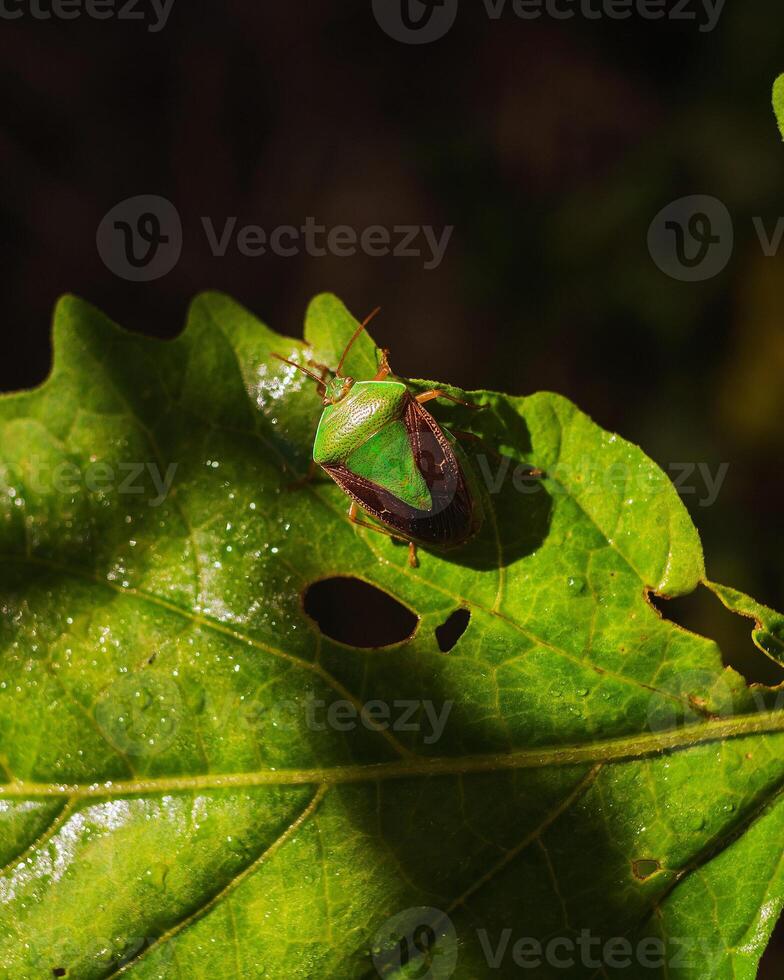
(1, 0), (783, 970)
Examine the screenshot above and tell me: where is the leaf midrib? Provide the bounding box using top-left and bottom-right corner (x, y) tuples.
(2, 709), (783, 798)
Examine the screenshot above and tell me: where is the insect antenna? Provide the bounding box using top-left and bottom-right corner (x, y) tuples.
(336, 306), (381, 377)
(272, 353), (327, 395)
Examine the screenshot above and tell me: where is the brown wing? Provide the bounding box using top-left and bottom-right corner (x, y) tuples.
(323, 392), (479, 547)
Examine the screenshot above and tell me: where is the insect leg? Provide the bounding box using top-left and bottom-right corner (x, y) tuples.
(287, 459), (319, 490)
(415, 389), (481, 410)
(347, 502), (418, 566)
(347, 501), (397, 538)
(373, 348), (393, 382)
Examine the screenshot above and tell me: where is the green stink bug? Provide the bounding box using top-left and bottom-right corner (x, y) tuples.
(274, 309), (483, 567)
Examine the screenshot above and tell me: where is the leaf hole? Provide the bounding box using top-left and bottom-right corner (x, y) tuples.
(303, 577), (418, 648)
(435, 608), (471, 652)
(649, 585), (784, 687)
(52, 970), (67, 978)
(631, 858), (661, 881)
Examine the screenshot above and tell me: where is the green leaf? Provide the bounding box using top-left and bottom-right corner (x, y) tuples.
(1, 292), (783, 979)
(773, 74), (784, 140)
(706, 581), (784, 668)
